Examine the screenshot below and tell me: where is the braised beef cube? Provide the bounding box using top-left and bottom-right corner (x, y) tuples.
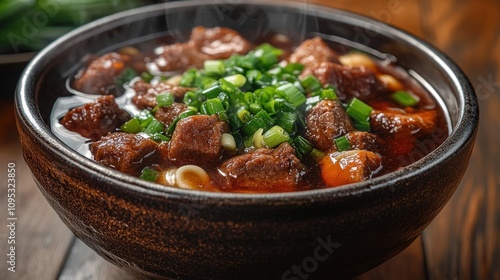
(73, 52), (130, 95)
(370, 109), (437, 138)
(216, 143), (305, 193)
(319, 150), (382, 187)
(168, 115), (227, 167)
(90, 133), (159, 176)
(345, 131), (382, 152)
(155, 103), (189, 127)
(306, 99), (355, 151)
(189, 26), (252, 59)
(132, 80), (193, 110)
(288, 37), (340, 77)
(312, 62), (388, 100)
(60, 95), (130, 141)
(154, 43), (209, 72)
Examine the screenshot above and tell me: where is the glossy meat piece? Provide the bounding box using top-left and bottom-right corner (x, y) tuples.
(370, 108), (437, 138)
(306, 99), (355, 151)
(216, 143), (305, 193)
(154, 26), (252, 72)
(345, 131), (382, 152)
(153, 43), (209, 72)
(155, 103), (189, 127)
(168, 115), (227, 167)
(288, 37), (340, 78)
(132, 80), (193, 110)
(73, 52), (130, 95)
(90, 133), (159, 176)
(313, 62), (388, 101)
(319, 150), (382, 188)
(189, 26), (252, 59)
(60, 95), (130, 141)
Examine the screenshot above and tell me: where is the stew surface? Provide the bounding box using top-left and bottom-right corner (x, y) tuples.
(51, 26), (449, 193)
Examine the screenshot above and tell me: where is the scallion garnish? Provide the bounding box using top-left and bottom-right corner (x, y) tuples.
(204, 60), (225, 76)
(334, 135), (351, 151)
(222, 74), (247, 88)
(391, 91), (419, 107)
(346, 98), (373, 131)
(263, 125), (290, 148)
(276, 83), (306, 108)
(140, 166), (159, 182)
(156, 92), (174, 108)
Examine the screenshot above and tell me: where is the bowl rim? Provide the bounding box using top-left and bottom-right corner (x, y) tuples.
(15, 0), (478, 204)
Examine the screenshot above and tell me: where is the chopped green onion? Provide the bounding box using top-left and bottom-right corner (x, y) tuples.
(202, 85), (222, 99)
(252, 128), (266, 148)
(283, 63), (304, 75)
(205, 98), (225, 114)
(180, 68), (197, 87)
(221, 133), (237, 151)
(115, 67), (138, 86)
(310, 148), (325, 161)
(276, 112), (297, 134)
(263, 125), (290, 148)
(236, 109), (251, 124)
(242, 118), (268, 137)
(321, 88), (337, 100)
(120, 118), (142, 134)
(249, 103), (263, 114)
(143, 119), (165, 135)
(156, 93), (174, 108)
(277, 83), (306, 108)
(219, 78), (239, 94)
(254, 110), (274, 128)
(335, 135), (351, 151)
(140, 166), (159, 182)
(353, 120), (371, 132)
(346, 98), (373, 124)
(150, 133), (170, 142)
(204, 60), (225, 76)
(301, 75), (322, 93)
(222, 74), (247, 88)
(141, 72), (154, 83)
(391, 91), (419, 107)
(294, 136), (313, 157)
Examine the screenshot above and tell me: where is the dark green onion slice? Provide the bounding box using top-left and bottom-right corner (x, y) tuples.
(120, 118), (142, 134)
(140, 166), (159, 182)
(334, 135), (351, 151)
(276, 83), (306, 108)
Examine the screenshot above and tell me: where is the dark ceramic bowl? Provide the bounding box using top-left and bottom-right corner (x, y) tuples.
(15, 1), (478, 279)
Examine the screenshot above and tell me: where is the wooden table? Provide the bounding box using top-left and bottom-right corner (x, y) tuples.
(1, 0), (498, 279)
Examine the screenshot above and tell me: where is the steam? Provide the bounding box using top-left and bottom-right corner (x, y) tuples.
(165, 0), (318, 45)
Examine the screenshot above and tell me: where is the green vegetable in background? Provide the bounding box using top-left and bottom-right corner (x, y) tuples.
(0, 0), (144, 54)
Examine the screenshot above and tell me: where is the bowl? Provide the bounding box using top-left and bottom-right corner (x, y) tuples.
(15, 1), (479, 279)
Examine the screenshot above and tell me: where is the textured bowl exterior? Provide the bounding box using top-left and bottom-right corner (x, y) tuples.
(15, 1), (478, 279)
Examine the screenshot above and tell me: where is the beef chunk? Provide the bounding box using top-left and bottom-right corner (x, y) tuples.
(90, 133), (159, 176)
(370, 109), (437, 138)
(306, 99), (355, 151)
(154, 43), (209, 72)
(60, 95), (130, 141)
(189, 26), (252, 59)
(168, 115), (227, 167)
(345, 131), (382, 152)
(288, 37), (340, 77)
(132, 80), (193, 110)
(155, 103), (189, 127)
(312, 62), (388, 100)
(319, 150), (382, 187)
(153, 26), (252, 72)
(216, 143), (305, 193)
(73, 52), (130, 95)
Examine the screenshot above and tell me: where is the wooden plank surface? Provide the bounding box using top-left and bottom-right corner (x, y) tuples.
(1, 0), (498, 279)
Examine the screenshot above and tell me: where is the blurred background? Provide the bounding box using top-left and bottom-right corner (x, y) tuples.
(0, 0), (173, 99)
